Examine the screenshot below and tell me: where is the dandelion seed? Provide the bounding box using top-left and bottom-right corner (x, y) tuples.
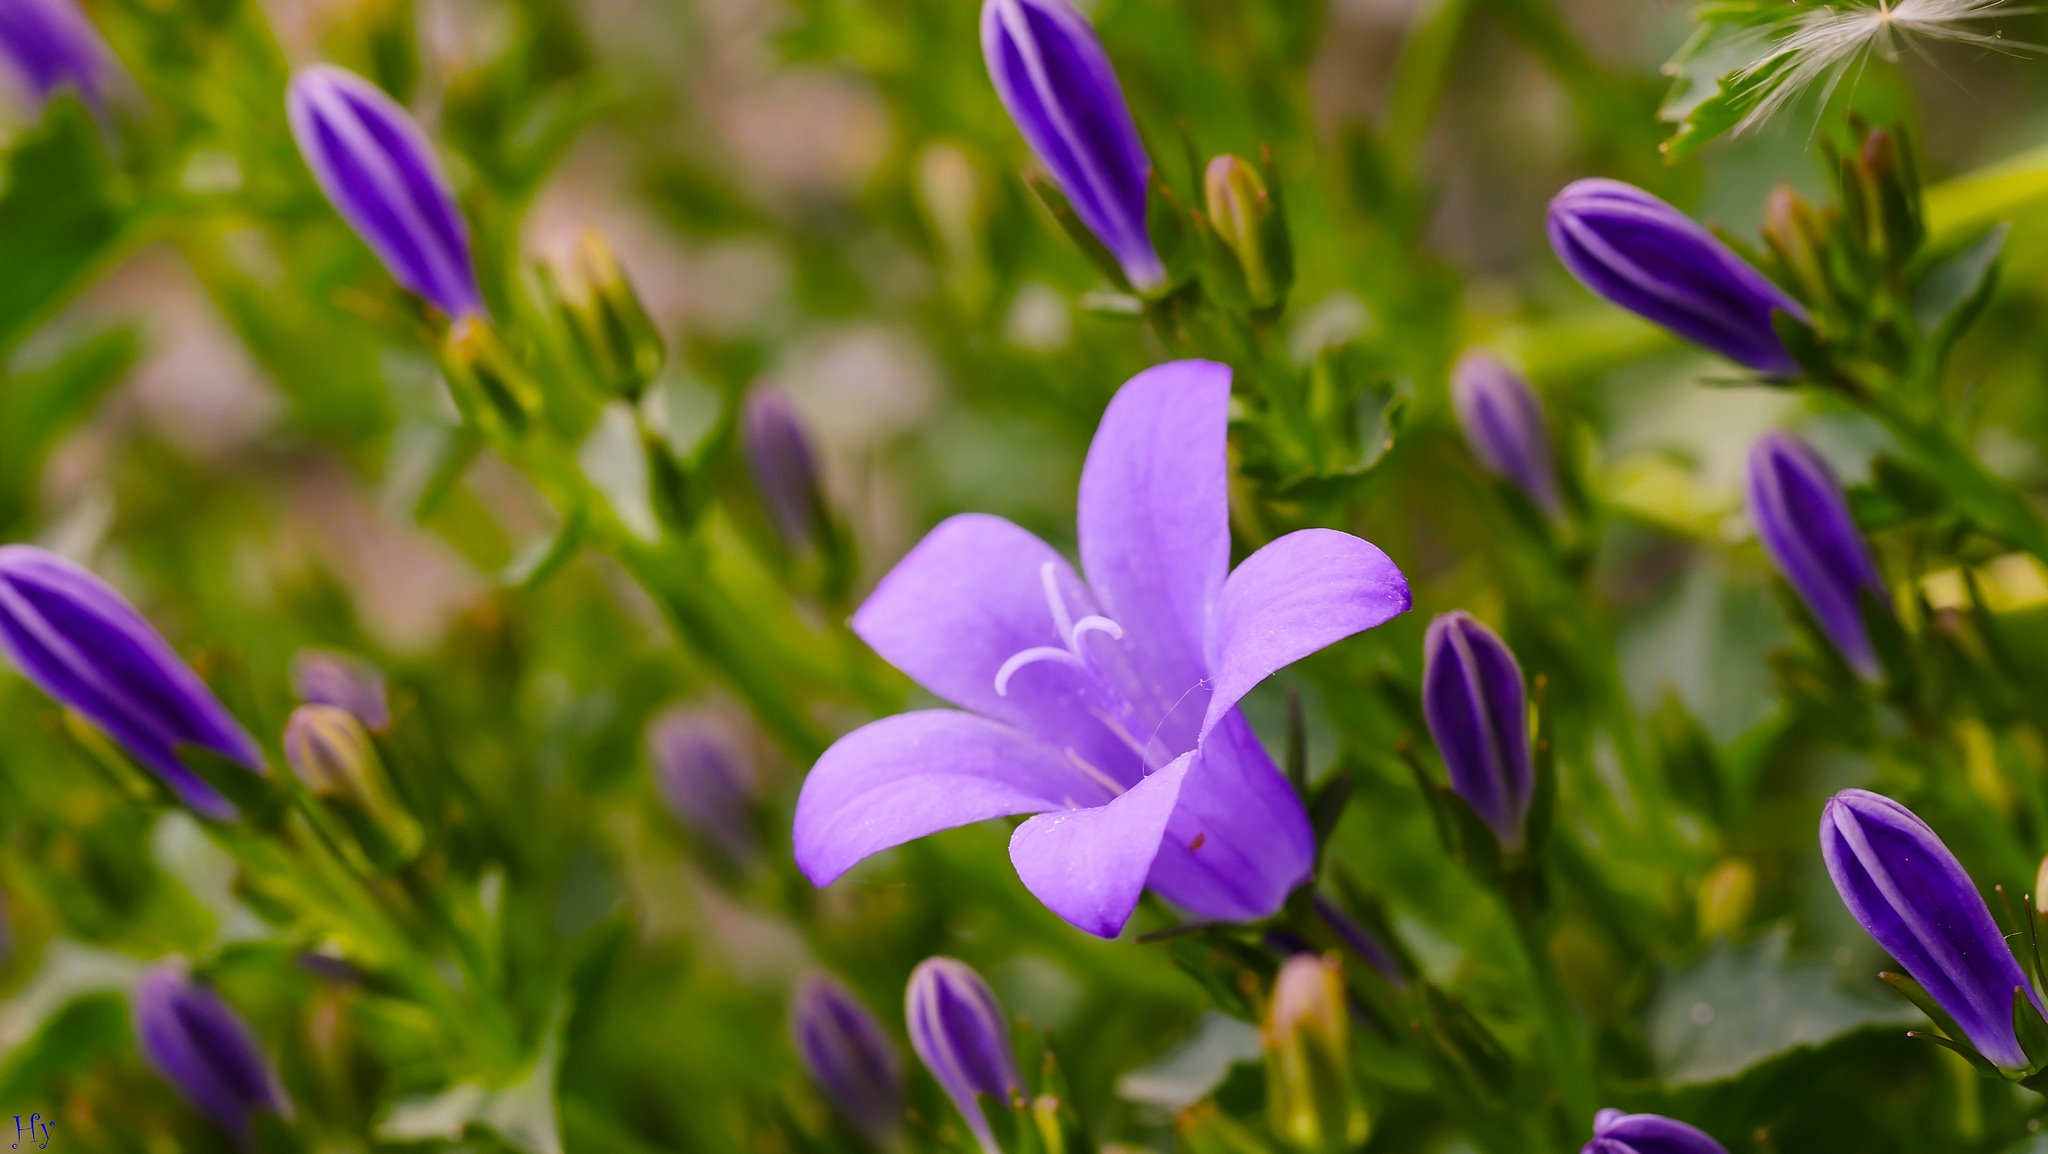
(1731, 0), (2037, 133)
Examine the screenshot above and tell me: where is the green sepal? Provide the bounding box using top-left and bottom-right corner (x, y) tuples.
(1256, 144), (1294, 309)
(1023, 171), (1130, 291)
(1879, 970), (1971, 1046)
(1908, 1030), (2000, 1077)
(2012, 985), (2048, 1070)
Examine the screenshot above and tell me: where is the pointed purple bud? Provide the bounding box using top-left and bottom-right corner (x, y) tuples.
(1583, 1109), (1728, 1154)
(905, 957), (1022, 1154)
(791, 974), (905, 1144)
(0, 0), (115, 107)
(742, 387), (826, 552)
(648, 705), (761, 864)
(981, 0), (1164, 291)
(0, 546), (262, 820)
(1422, 612), (1532, 853)
(1451, 352), (1562, 517)
(290, 648), (390, 731)
(132, 968), (291, 1140)
(1312, 895), (1410, 990)
(287, 65), (483, 318)
(1548, 179), (1806, 375)
(1822, 788), (2044, 1070)
(1746, 432), (1888, 680)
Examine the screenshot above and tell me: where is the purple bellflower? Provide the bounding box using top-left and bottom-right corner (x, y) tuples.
(133, 968), (292, 1140)
(290, 648), (391, 731)
(1747, 432), (1888, 680)
(906, 957), (1022, 1154)
(793, 361), (1411, 937)
(1822, 788), (2045, 1071)
(287, 65), (484, 318)
(1548, 179), (1806, 375)
(1422, 612), (1533, 853)
(791, 974), (905, 1144)
(0, 546), (263, 821)
(1451, 352), (1562, 517)
(982, 0), (1165, 291)
(0, 0), (114, 107)
(1582, 1109), (1728, 1154)
(649, 705), (761, 864)
(742, 387), (826, 552)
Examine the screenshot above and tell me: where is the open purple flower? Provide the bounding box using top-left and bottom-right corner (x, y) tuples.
(1748, 432), (1888, 680)
(1548, 179), (1805, 375)
(1822, 788), (2044, 1070)
(982, 0), (1164, 291)
(0, 546), (263, 820)
(133, 968), (291, 1140)
(0, 0), (115, 108)
(793, 361), (1410, 937)
(1583, 1109), (1727, 1154)
(287, 65), (484, 318)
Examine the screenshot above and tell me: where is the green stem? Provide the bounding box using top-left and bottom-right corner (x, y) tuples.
(1504, 890), (1596, 1128)
(1872, 403), (2048, 567)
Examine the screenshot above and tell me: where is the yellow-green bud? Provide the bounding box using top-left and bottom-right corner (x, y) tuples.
(284, 704), (420, 866)
(550, 228), (666, 400)
(1697, 858), (1758, 940)
(1204, 154), (1280, 307)
(1263, 953), (1369, 1153)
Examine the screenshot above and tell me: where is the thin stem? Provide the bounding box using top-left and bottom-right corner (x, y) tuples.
(1503, 888), (1597, 1128)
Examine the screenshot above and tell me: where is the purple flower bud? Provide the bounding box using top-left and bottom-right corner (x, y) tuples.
(1312, 895), (1410, 990)
(1548, 179), (1806, 375)
(741, 387), (825, 552)
(287, 65), (483, 318)
(1746, 432), (1887, 680)
(0, 546), (262, 821)
(132, 968), (291, 1140)
(0, 0), (114, 107)
(1822, 788), (2044, 1070)
(981, 0), (1164, 291)
(791, 974), (904, 1144)
(1451, 352), (1562, 517)
(1423, 612), (1532, 853)
(1582, 1109), (1727, 1154)
(290, 648), (390, 731)
(648, 705), (760, 863)
(905, 957), (1022, 1154)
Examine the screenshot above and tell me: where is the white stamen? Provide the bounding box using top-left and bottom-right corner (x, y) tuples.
(1069, 615), (1124, 646)
(994, 646), (1085, 696)
(1039, 561), (1075, 644)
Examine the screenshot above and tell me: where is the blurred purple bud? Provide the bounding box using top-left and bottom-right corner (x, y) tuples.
(0, 0), (114, 107)
(0, 546), (262, 820)
(1422, 611), (1532, 854)
(132, 968), (291, 1140)
(1548, 179), (1806, 375)
(981, 0), (1164, 291)
(1583, 1109), (1728, 1154)
(791, 974), (904, 1144)
(1746, 432), (1887, 680)
(648, 706), (760, 863)
(287, 64), (483, 318)
(742, 387), (825, 551)
(1451, 352), (1562, 517)
(290, 648), (390, 731)
(905, 957), (1022, 1154)
(1312, 895), (1410, 990)
(1822, 788), (2043, 1070)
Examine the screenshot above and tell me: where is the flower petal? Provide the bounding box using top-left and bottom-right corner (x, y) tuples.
(1146, 709), (1313, 921)
(1078, 360), (1232, 701)
(1203, 528), (1410, 736)
(794, 710), (1095, 887)
(1009, 753), (1191, 937)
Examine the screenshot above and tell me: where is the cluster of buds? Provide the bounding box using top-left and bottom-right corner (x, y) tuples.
(1759, 127), (1925, 336)
(1823, 789), (2048, 1088)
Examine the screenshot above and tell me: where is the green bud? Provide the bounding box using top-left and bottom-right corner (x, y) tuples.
(441, 317), (543, 436)
(1696, 858), (1757, 940)
(1204, 155), (1280, 307)
(1263, 953), (1369, 1153)
(284, 704), (421, 868)
(550, 228), (666, 400)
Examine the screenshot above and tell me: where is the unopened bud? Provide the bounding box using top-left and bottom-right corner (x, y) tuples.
(742, 387), (826, 552)
(290, 649), (390, 731)
(1205, 155), (1281, 306)
(1760, 185), (1831, 313)
(2035, 855), (2048, 916)
(442, 316), (542, 435)
(1264, 953), (1369, 1153)
(1696, 859), (1757, 940)
(284, 704), (420, 866)
(551, 229), (666, 400)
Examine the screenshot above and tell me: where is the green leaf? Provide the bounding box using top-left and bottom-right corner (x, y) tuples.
(1647, 926), (1920, 1084)
(0, 97), (131, 351)
(1912, 223), (2006, 356)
